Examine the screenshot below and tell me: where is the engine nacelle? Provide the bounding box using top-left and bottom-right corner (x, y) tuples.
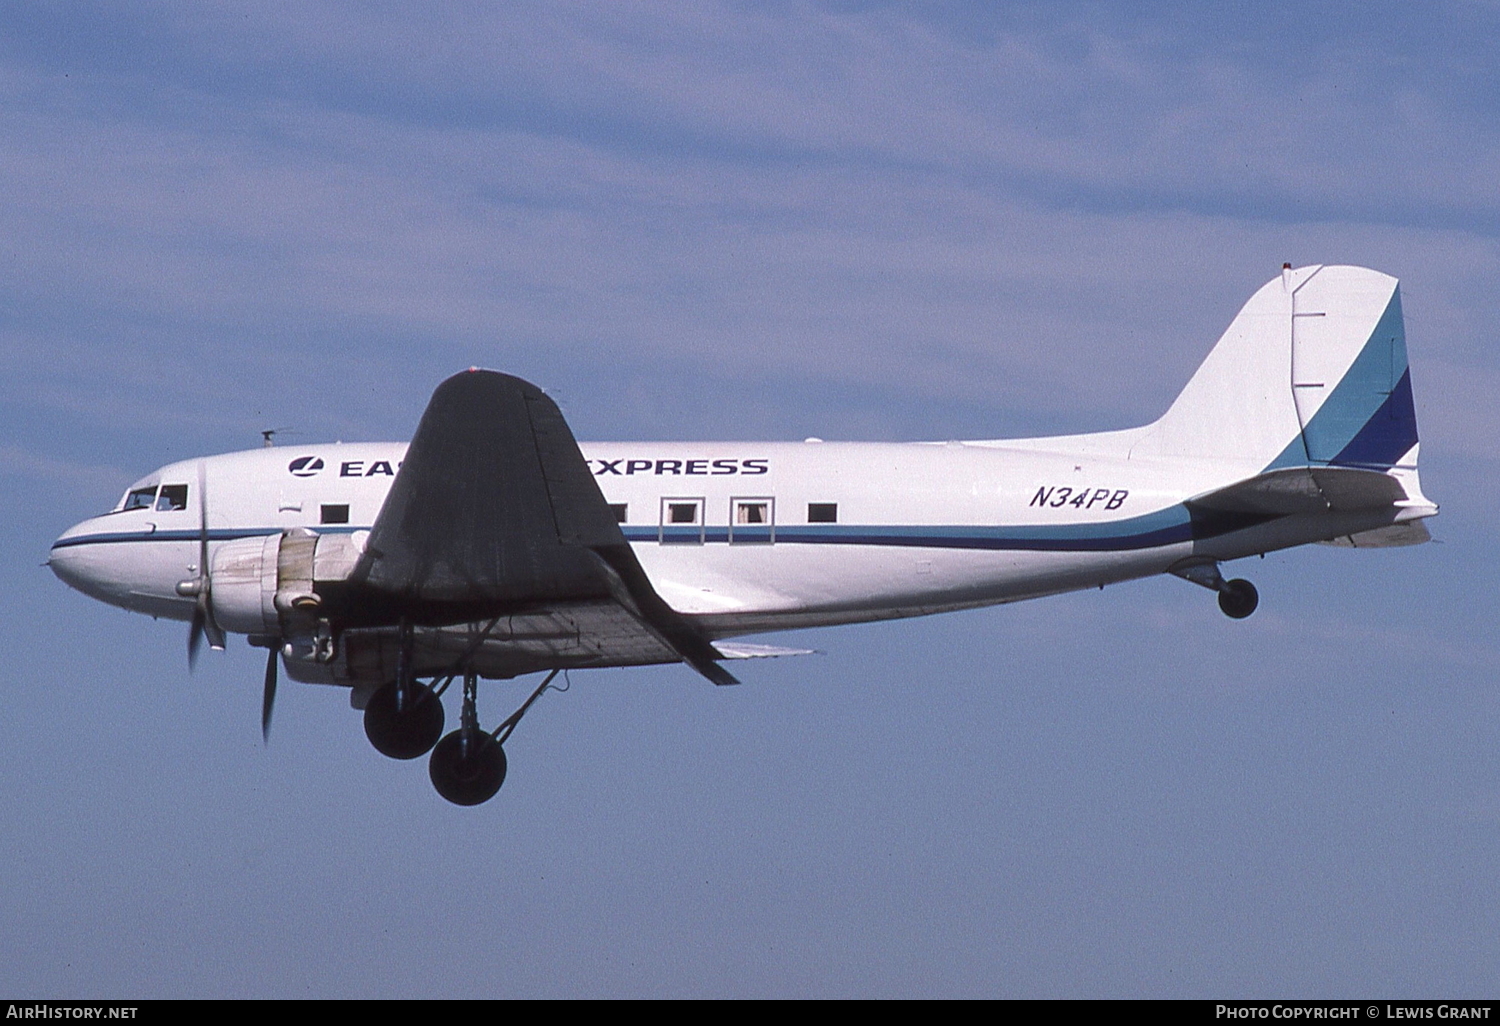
(209, 528), (365, 635)
(208, 534), (280, 635)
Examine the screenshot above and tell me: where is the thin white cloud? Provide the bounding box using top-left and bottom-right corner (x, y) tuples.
(0, 1), (1495, 444)
(126, 2), (1500, 222)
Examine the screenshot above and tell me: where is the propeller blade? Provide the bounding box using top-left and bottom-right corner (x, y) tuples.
(189, 604), (205, 669)
(197, 459), (209, 584)
(261, 646), (279, 742)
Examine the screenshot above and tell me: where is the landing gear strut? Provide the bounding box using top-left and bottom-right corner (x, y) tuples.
(429, 671), (507, 806)
(427, 667), (561, 807)
(1170, 560), (1259, 619)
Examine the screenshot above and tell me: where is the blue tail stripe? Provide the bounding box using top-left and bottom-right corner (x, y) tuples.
(1266, 287), (1417, 471)
(1329, 368), (1418, 468)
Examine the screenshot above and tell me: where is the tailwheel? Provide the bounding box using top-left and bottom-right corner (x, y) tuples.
(429, 729), (508, 806)
(363, 680), (445, 759)
(1218, 578), (1259, 619)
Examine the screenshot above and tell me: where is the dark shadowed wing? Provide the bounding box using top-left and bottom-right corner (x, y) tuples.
(347, 369), (736, 685)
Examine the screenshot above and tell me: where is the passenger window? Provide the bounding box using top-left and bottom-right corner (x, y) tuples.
(609, 503), (628, 523)
(122, 486), (157, 511)
(808, 503), (837, 523)
(321, 504), (350, 525)
(659, 498), (705, 544)
(156, 484), (188, 511)
(730, 497), (775, 544)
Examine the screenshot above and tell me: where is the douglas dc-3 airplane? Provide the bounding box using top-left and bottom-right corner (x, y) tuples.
(50, 264), (1435, 805)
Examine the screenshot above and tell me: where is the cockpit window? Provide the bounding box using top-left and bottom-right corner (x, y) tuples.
(156, 484), (188, 511)
(122, 486), (158, 511)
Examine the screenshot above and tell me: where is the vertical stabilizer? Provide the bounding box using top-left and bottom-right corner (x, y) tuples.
(1130, 265), (1418, 473)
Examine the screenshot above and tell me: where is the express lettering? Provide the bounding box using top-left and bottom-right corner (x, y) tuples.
(587, 458), (769, 476)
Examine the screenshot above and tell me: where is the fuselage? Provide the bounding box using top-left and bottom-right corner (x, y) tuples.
(48, 432), (1409, 641)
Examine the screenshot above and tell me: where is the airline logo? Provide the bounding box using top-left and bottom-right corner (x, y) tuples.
(287, 455), (398, 478)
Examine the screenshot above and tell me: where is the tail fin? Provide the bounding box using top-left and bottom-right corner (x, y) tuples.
(1131, 265), (1419, 473)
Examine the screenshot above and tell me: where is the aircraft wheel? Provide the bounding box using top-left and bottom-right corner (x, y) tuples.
(363, 681), (446, 760)
(1218, 578), (1259, 619)
(429, 730), (507, 806)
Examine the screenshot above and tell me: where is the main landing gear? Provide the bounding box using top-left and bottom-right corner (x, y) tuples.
(363, 679), (446, 759)
(365, 655), (561, 807)
(1170, 560), (1259, 619)
(360, 619), (559, 806)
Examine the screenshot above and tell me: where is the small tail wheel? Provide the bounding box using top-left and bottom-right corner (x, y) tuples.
(1218, 578), (1259, 619)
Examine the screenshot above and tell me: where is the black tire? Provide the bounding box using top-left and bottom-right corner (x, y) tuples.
(1218, 578), (1259, 619)
(429, 730), (507, 806)
(363, 680), (446, 760)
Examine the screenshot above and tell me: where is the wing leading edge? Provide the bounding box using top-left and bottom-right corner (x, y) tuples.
(348, 369), (737, 685)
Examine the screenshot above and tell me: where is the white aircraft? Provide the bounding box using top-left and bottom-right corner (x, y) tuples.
(50, 264), (1435, 805)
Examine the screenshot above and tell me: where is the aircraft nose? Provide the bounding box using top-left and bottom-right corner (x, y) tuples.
(50, 515), (196, 622)
(50, 524), (85, 584)
(48, 518), (115, 601)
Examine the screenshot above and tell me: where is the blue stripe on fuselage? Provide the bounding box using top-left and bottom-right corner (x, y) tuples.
(49, 525), (367, 551)
(627, 504), (1213, 552)
(54, 504), (1275, 556)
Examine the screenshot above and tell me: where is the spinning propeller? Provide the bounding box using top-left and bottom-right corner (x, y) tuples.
(185, 460), (225, 667)
(180, 461), (282, 741)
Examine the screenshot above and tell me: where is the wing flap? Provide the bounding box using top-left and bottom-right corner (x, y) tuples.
(1318, 522), (1432, 548)
(713, 641), (818, 660)
(340, 604), (685, 682)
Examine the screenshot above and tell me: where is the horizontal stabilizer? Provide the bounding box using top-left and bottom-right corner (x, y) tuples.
(1189, 466), (1411, 516)
(1319, 522), (1432, 548)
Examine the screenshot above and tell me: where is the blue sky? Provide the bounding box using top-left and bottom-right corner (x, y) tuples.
(3, 2), (1497, 997)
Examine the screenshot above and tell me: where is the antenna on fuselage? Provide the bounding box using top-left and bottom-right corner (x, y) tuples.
(260, 427), (300, 448)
